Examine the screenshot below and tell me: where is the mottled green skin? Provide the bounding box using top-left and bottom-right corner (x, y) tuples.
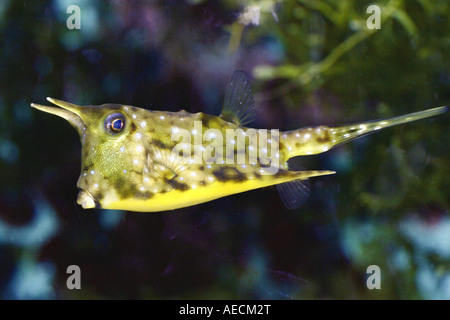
(76, 103), (291, 206)
(31, 98), (446, 211)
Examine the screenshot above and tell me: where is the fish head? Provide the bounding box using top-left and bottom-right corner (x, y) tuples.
(31, 98), (150, 209)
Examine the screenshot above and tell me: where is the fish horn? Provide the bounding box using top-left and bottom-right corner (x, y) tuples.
(31, 97), (86, 134)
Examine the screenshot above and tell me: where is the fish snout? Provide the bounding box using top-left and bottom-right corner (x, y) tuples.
(77, 189), (100, 209)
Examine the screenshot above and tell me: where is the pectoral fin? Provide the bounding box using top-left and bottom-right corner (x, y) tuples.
(147, 146), (189, 180)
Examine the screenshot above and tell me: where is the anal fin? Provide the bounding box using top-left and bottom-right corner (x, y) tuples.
(276, 169), (335, 210)
(276, 179), (310, 210)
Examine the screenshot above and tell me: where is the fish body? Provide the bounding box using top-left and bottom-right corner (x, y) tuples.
(31, 71), (447, 212)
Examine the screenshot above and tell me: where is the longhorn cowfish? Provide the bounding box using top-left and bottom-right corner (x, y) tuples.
(31, 71), (447, 212)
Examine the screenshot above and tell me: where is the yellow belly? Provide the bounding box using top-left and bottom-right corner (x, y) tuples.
(104, 179), (283, 212)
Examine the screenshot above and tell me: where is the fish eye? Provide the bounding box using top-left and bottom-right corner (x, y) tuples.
(105, 113), (126, 135)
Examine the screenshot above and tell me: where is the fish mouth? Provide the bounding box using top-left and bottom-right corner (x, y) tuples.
(77, 189), (101, 209)
(31, 97), (86, 134)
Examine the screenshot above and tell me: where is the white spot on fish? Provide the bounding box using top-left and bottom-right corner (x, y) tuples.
(83, 173), (87, 177)
(90, 170), (95, 175)
(304, 133), (311, 139)
(191, 184), (197, 189)
(191, 129), (198, 135)
(295, 133), (300, 138)
(135, 132), (142, 139)
(133, 159), (139, 165)
(160, 115), (165, 120)
(206, 164), (212, 169)
(140, 121), (147, 128)
(190, 172), (196, 177)
(230, 139), (236, 145)
(179, 177), (184, 181)
(132, 114), (137, 119)
(171, 127), (179, 134)
(136, 145), (143, 152)
(94, 183), (99, 188)
(120, 146), (125, 152)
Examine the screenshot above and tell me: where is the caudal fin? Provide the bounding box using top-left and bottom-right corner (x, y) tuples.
(328, 106), (447, 147)
(282, 106), (447, 158)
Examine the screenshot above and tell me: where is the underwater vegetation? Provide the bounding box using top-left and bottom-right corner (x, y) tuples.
(0, 0), (449, 299)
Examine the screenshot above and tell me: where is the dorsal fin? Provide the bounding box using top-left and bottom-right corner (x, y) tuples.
(220, 70), (256, 126)
(276, 179), (310, 210)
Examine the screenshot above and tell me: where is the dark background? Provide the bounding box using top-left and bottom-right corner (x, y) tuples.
(0, 0), (448, 299)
